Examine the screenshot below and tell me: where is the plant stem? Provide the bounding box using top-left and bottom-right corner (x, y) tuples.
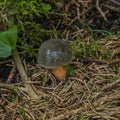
(13, 49), (39, 99)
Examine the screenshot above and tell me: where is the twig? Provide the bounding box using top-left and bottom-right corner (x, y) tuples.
(0, 59), (13, 65)
(49, 108), (83, 120)
(87, 98), (111, 120)
(96, 0), (107, 21)
(0, 82), (16, 90)
(109, 0), (120, 6)
(13, 49), (39, 99)
(102, 79), (120, 91)
(5, 66), (16, 83)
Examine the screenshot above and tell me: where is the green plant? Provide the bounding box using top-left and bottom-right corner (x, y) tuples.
(19, 107), (25, 114)
(66, 65), (75, 76)
(0, 0), (53, 58)
(0, 0), (68, 59)
(0, 26), (17, 58)
(78, 115), (87, 120)
(71, 40), (99, 58)
(0, 26), (39, 99)
(19, 107), (26, 120)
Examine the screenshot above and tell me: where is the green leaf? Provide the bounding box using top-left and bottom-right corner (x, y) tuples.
(0, 26), (17, 49)
(41, 3), (52, 13)
(66, 65), (75, 76)
(0, 41), (12, 58)
(0, 26), (18, 58)
(22, 10), (29, 15)
(19, 107), (25, 113)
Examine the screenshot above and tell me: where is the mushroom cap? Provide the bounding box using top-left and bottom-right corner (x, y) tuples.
(38, 39), (72, 68)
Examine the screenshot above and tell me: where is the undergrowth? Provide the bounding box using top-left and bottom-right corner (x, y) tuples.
(0, 0), (65, 58)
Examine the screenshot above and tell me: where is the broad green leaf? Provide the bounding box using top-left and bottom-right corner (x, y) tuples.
(0, 26), (17, 58)
(0, 26), (17, 49)
(0, 40), (12, 58)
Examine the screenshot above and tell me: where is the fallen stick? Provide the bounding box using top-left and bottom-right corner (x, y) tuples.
(13, 49), (39, 99)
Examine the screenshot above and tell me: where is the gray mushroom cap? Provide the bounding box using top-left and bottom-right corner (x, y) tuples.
(38, 39), (72, 68)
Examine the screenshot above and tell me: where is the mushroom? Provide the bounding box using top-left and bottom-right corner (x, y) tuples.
(38, 39), (72, 80)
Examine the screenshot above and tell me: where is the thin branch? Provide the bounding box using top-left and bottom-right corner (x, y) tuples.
(96, 0), (107, 21)
(102, 79), (120, 91)
(0, 82), (15, 90)
(109, 0), (120, 6)
(13, 49), (39, 99)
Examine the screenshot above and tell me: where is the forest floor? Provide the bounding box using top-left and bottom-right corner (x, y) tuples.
(0, 0), (120, 120)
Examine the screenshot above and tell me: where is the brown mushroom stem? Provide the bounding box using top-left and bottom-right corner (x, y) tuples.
(52, 66), (67, 81)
